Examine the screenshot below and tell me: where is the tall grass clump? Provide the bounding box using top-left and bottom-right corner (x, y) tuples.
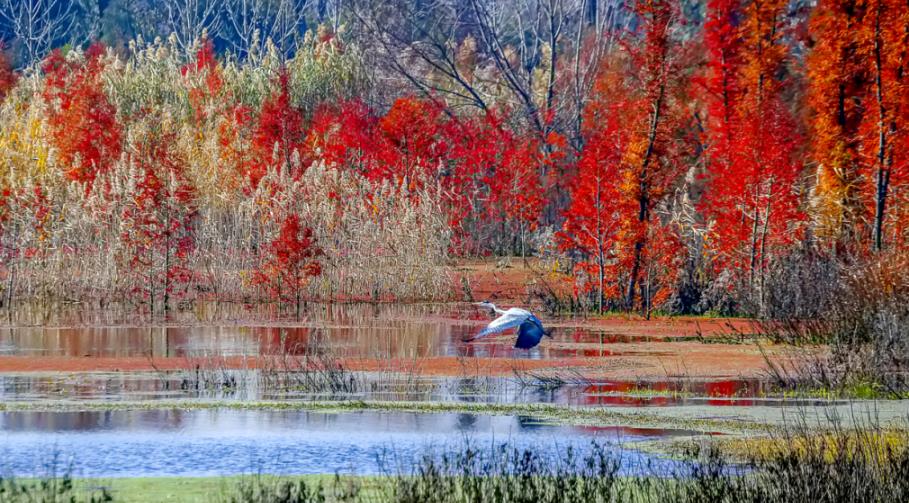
(669, 426), (909, 502)
(220, 474), (362, 503)
(760, 251), (909, 397)
(394, 442), (622, 503)
(158, 329), (362, 398)
(0, 460), (112, 503)
(394, 425), (909, 503)
(256, 329), (361, 396)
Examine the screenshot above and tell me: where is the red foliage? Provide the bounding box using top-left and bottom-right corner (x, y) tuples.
(303, 98), (548, 254)
(120, 133), (197, 307)
(701, 0), (743, 174)
(0, 43), (17, 100)
(560, 0), (685, 313)
(248, 71), (306, 188)
(42, 43), (122, 189)
(484, 135), (545, 235)
(182, 40), (225, 124)
(252, 214), (322, 303)
(559, 111), (624, 307)
(306, 99), (377, 170)
(700, 0), (805, 279)
(374, 97), (447, 183)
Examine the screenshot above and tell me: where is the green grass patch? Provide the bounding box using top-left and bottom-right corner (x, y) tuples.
(774, 378), (896, 400)
(66, 475), (382, 503)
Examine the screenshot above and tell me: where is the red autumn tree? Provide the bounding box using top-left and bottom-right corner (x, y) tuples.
(702, 0), (744, 179)
(447, 109), (551, 258)
(42, 43), (122, 190)
(119, 131), (197, 313)
(374, 97), (447, 184)
(248, 71), (306, 188)
(306, 99), (378, 171)
(559, 88), (626, 311)
(435, 112), (493, 251)
(562, 0), (685, 315)
(701, 0), (804, 296)
(252, 214), (322, 314)
(484, 134), (545, 262)
(182, 40), (225, 125)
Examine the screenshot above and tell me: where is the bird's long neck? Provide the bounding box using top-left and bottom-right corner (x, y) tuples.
(491, 304), (506, 315)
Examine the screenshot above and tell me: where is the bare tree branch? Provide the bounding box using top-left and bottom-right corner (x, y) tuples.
(163, 0), (224, 55)
(0, 0), (83, 66)
(222, 0), (310, 60)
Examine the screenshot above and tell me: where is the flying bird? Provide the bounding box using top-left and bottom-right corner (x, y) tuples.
(465, 301), (551, 349)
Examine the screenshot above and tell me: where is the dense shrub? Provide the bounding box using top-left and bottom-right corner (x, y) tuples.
(761, 252), (909, 396)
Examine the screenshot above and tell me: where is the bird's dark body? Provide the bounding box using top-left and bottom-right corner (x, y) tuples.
(514, 315), (547, 349)
(467, 302), (551, 349)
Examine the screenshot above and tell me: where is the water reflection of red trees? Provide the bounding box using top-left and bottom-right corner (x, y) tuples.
(581, 379), (764, 407)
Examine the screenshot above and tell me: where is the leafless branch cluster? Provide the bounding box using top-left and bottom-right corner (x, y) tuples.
(0, 0), (85, 64)
(354, 0), (628, 145)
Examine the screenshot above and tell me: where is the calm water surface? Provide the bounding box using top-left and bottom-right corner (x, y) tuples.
(0, 303), (814, 406)
(0, 409), (692, 478)
(0, 303), (698, 359)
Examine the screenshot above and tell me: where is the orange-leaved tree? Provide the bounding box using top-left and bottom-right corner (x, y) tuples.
(42, 43), (121, 190)
(858, 0), (909, 251)
(807, 0), (909, 251)
(563, 0), (685, 315)
(806, 0), (868, 247)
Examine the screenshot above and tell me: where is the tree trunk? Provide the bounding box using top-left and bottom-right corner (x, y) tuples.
(626, 87), (664, 310)
(626, 240), (644, 311)
(518, 219), (524, 266)
(749, 202), (759, 287)
(757, 183), (774, 316)
(595, 181), (605, 313)
(872, 5), (891, 252)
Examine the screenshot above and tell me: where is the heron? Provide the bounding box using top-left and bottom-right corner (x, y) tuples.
(464, 301), (551, 349)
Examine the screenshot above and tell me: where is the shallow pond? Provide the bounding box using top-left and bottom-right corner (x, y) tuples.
(0, 303), (702, 360)
(0, 303), (836, 408)
(0, 409), (693, 478)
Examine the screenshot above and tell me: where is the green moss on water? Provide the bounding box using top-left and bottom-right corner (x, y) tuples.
(613, 387), (694, 398)
(775, 378), (897, 400)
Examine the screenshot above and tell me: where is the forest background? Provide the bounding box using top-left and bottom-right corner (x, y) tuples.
(0, 0), (907, 319)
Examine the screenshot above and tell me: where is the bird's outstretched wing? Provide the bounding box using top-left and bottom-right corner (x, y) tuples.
(466, 311), (527, 341)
